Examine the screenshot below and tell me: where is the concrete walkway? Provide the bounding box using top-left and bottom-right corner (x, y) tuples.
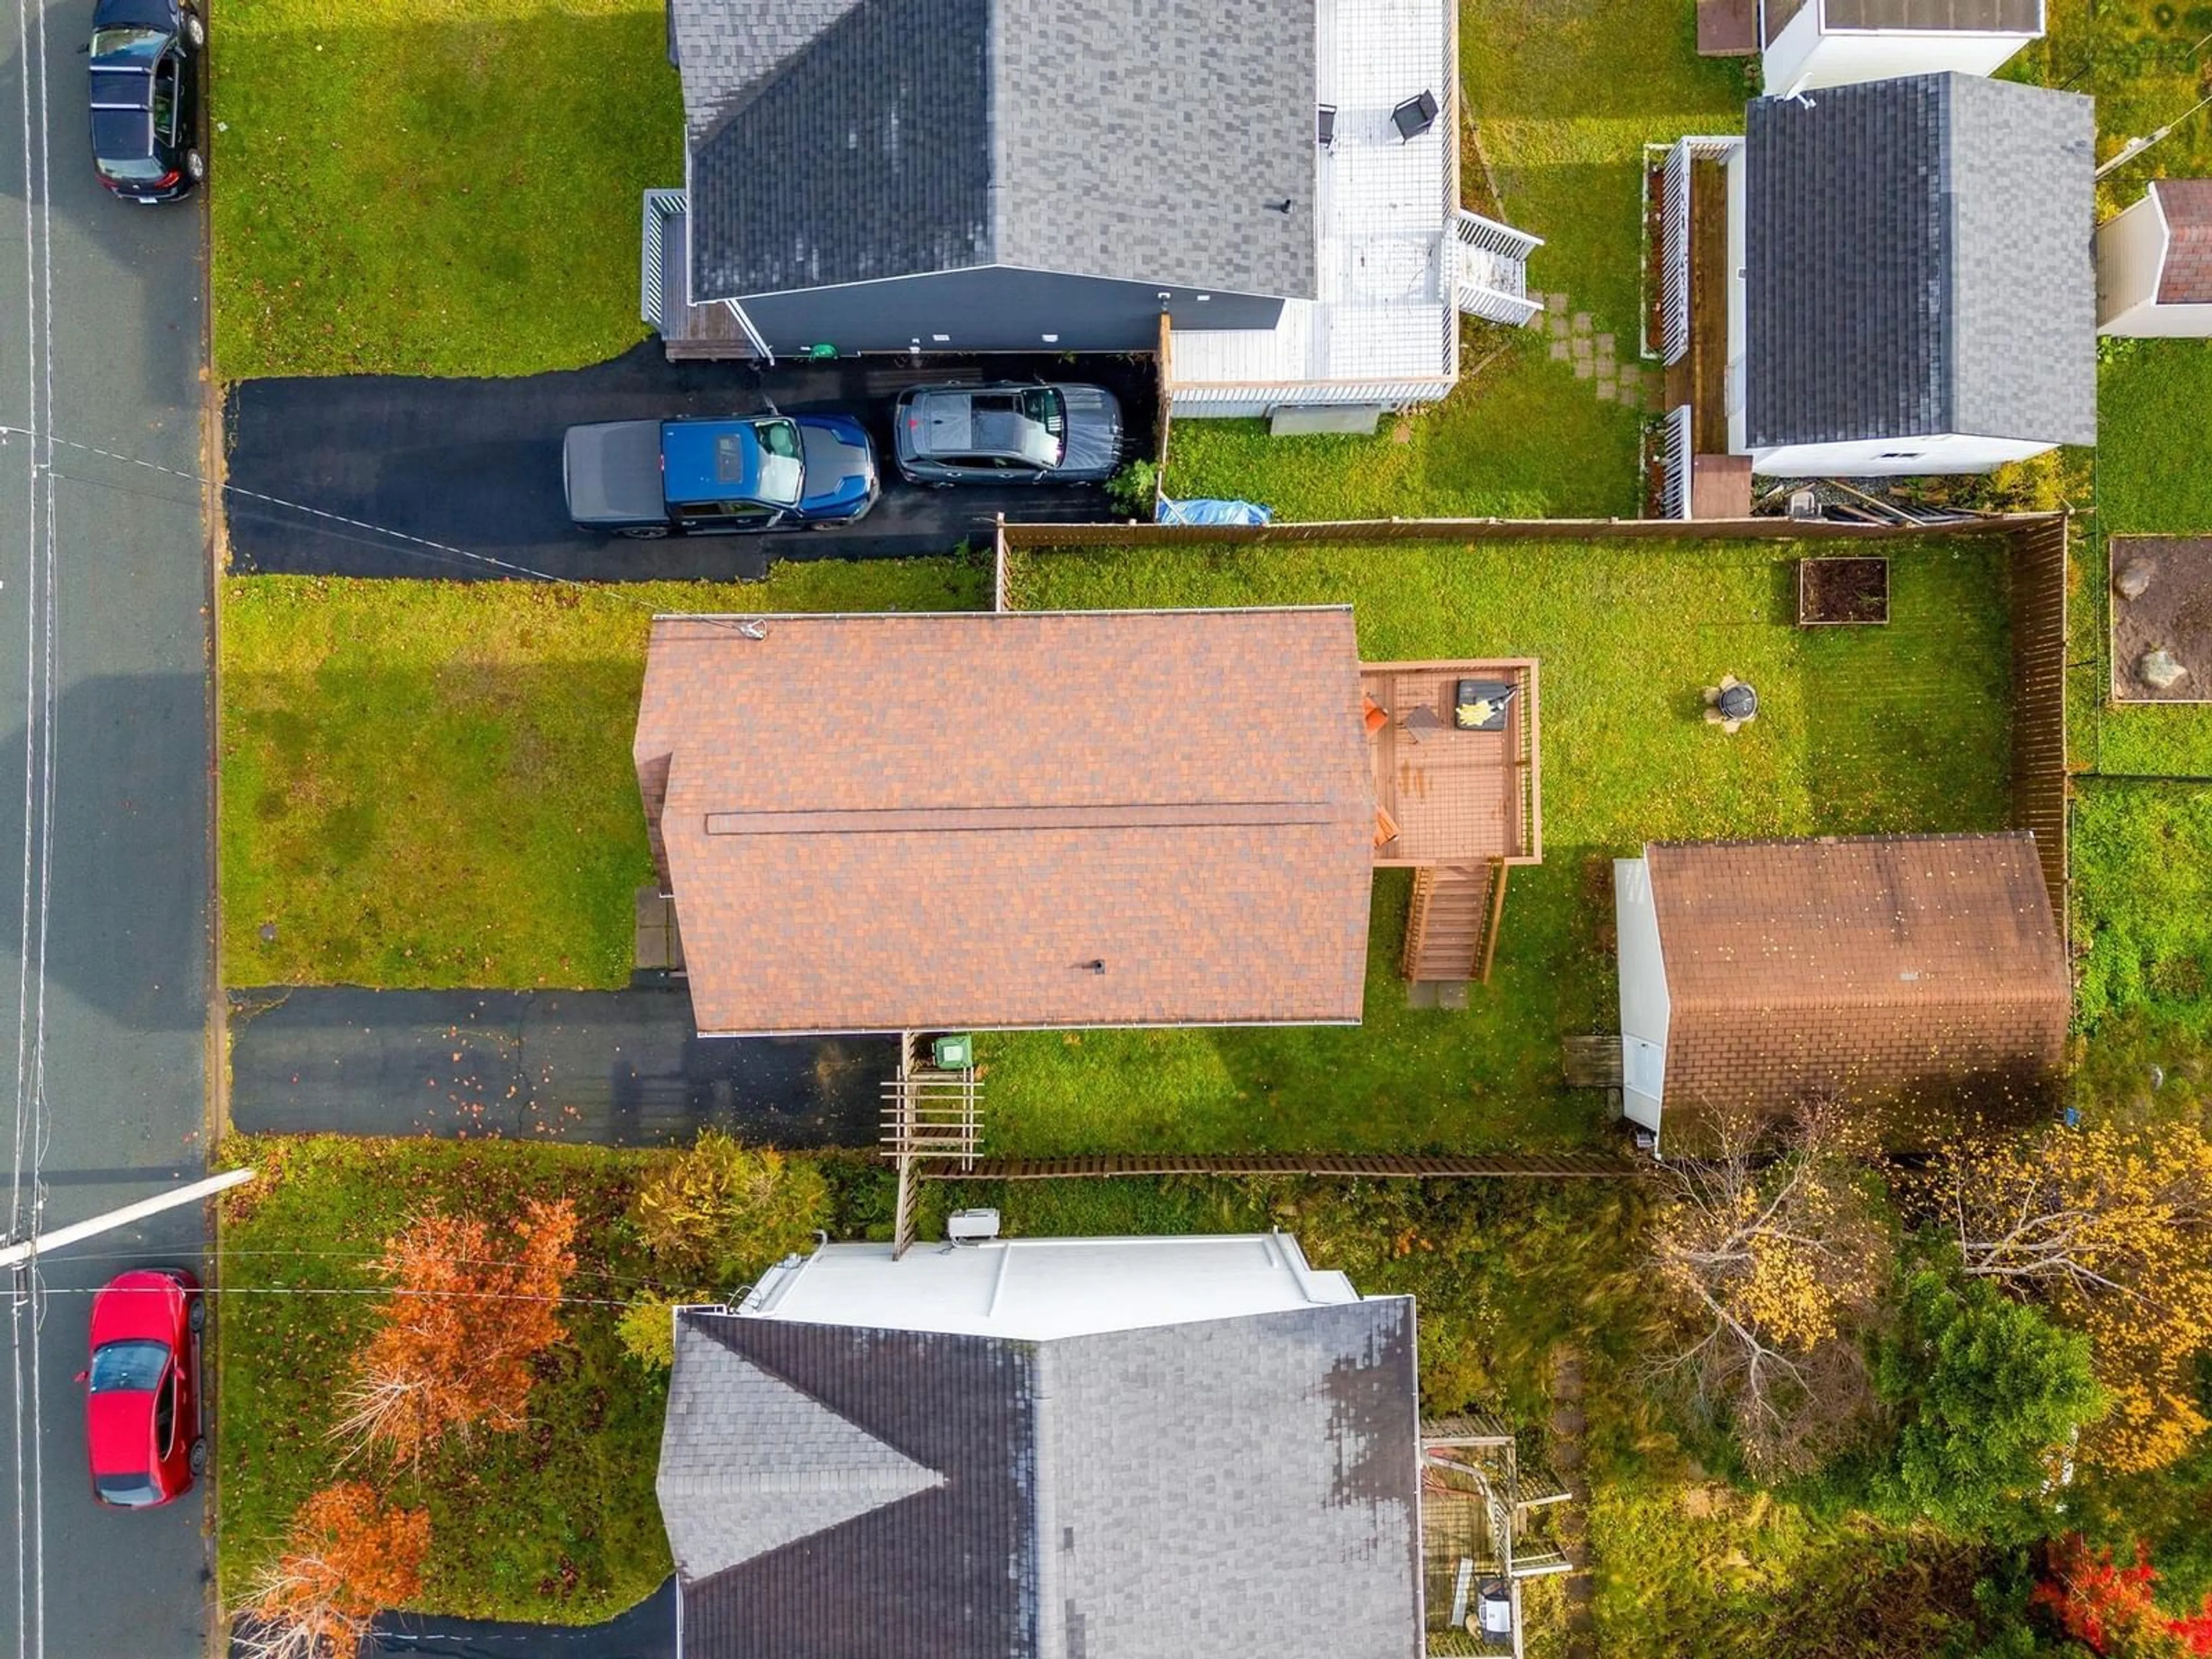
(229, 986), (889, 1148)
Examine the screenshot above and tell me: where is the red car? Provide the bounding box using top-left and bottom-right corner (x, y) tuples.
(75, 1268), (204, 1509)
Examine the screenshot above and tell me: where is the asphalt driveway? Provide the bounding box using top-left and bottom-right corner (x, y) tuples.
(228, 986), (889, 1147)
(224, 346), (1157, 580)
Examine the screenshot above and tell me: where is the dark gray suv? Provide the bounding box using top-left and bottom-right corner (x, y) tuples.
(891, 382), (1124, 486)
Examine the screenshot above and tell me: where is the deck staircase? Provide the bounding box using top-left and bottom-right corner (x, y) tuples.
(1403, 863), (1502, 983)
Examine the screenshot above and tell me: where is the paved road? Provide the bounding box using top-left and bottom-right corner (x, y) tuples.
(0, 0), (213, 1653)
(229, 987), (888, 1148)
(225, 347), (1157, 580)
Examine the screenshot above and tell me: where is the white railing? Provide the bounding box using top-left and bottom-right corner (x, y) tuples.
(1450, 210), (1545, 327)
(639, 188), (687, 328)
(1660, 403), (1694, 520)
(1660, 138), (1740, 367)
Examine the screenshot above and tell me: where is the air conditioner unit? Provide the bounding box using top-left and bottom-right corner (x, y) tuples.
(947, 1209), (1001, 1245)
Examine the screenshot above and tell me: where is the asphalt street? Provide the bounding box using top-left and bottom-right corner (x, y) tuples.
(228, 986), (888, 1148)
(0, 0), (214, 1652)
(225, 346), (1158, 580)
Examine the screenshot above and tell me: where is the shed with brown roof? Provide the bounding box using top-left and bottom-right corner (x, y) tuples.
(634, 608), (1376, 1036)
(2097, 180), (2212, 337)
(1613, 832), (2069, 1151)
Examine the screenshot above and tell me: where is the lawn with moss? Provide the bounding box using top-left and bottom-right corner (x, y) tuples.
(221, 561), (987, 988)
(214, 1135), (672, 1622)
(987, 535), (2017, 1153)
(210, 0), (680, 378)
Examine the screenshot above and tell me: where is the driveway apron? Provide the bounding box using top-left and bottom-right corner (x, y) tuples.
(223, 344), (1157, 579)
(228, 986), (889, 1148)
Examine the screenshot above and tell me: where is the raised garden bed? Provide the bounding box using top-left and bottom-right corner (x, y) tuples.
(1797, 557), (1889, 626)
(2109, 535), (2212, 703)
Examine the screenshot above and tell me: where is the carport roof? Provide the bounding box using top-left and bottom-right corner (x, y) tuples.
(669, 0), (1319, 304)
(634, 608), (1375, 1035)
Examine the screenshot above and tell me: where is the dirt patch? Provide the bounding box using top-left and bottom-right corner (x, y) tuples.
(1798, 557), (1889, 626)
(2111, 536), (2212, 702)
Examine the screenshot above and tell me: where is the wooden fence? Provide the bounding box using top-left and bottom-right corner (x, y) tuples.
(2007, 514), (2071, 938)
(935, 1152), (1641, 1181)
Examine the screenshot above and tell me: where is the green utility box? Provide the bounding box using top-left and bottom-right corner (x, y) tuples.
(931, 1033), (975, 1070)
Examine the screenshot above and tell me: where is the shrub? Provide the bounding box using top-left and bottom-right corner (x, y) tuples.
(630, 1129), (828, 1290)
(1873, 1272), (2104, 1537)
(616, 1296), (679, 1373)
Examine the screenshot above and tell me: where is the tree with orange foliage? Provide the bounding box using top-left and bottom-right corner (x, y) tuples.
(1936, 1121), (2212, 1473)
(235, 1482), (429, 1659)
(332, 1197), (578, 1463)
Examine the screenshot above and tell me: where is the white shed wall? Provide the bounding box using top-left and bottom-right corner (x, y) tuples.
(1768, 21), (2031, 95)
(2097, 191), (2212, 336)
(1613, 857), (1670, 1135)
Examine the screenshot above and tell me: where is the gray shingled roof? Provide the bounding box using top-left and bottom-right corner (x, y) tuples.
(670, 0), (1317, 304)
(1744, 73), (2095, 451)
(1820, 0), (2041, 29)
(660, 1300), (1422, 1659)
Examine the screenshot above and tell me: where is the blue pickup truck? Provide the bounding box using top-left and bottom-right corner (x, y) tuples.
(561, 412), (878, 538)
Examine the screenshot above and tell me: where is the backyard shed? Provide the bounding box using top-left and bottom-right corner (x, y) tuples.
(1759, 0), (2044, 97)
(658, 1233), (1424, 1659)
(1613, 832), (2070, 1152)
(2097, 180), (2212, 337)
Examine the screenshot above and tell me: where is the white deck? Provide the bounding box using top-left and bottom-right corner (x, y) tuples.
(1169, 0), (1458, 407)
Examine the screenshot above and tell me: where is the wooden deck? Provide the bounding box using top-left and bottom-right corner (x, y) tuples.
(1362, 660), (1540, 868)
(657, 207), (755, 362)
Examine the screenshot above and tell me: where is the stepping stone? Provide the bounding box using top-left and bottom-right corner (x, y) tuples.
(1571, 312), (1593, 335)
(1571, 336), (1593, 359)
(1527, 290), (1546, 308)
(1549, 339), (1571, 361)
(1550, 317), (1570, 340)
(1547, 293), (1568, 315)
(1573, 357), (1594, 380)
(1618, 363), (1643, 388)
(1595, 381), (1618, 402)
(1594, 351), (1615, 374)
(1595, 332), (1616, 355)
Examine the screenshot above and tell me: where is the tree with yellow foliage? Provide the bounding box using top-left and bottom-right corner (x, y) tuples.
(1649, 1102), (1893, 1476)
(1934, 1120), (2212, 1474)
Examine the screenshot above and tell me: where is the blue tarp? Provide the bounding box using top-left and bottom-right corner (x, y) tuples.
(1154, 497), (1273, 526)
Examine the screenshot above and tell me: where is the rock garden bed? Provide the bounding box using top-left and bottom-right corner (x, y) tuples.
(2110, 536), (2212, 703)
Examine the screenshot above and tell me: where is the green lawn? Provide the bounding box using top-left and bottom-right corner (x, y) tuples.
(215, 1135), (672, 1622)
(209, 0), (680, 378)
(2074, 781), (2212, 1037)
(221, 561), (986, 988)
(1164, 331), (1645, 521)
(987, 535), (2017, 1154)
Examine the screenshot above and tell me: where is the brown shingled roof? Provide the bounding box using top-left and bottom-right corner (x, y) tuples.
(635, 609), (1376, 1035)
(2154, 180), (2212, 305)
(1647, 832), (2069, 1141)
